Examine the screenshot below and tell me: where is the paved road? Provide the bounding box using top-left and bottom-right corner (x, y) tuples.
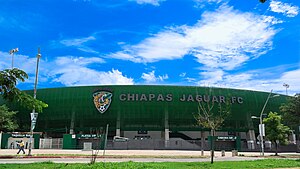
(0, 157), (263, 164)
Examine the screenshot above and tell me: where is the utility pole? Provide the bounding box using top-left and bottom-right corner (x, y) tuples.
(283, 83), (289, 95)
(28, 48), (41, 156)
(9, 48), (19, 69)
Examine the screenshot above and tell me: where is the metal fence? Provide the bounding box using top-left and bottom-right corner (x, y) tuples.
(39, 138), (63, 149)
(37, 138), (298, 153)
(108, 139), (210, 150)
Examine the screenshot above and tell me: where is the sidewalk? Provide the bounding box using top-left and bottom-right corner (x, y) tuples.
(1, 149), (297, 158)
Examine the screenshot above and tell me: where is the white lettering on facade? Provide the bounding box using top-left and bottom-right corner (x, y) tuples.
(119, 94), (126, 101)
(166, 94), (173, 102)
(238, 97), (243, 104)
(119, 93), (244, 104)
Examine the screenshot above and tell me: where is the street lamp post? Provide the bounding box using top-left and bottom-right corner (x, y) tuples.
(9, 48), (19, 69)
(283, 83), (289, 95)
(28, 48), (41, 156)
(252, 90), (279, 156)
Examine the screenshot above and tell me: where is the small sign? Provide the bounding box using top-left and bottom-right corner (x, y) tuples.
(12, 134), (31, 138)
(216, 136), (237, 140)
(31, 121), (36, 131)
(259, 124), (265, 136)
(138, 130), (148, 134)
(78, 134), (101, 139)
(30, 112), (38, 130)
(31, 113), (38, 122)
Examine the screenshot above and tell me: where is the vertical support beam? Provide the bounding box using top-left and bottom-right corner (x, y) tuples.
(0, 131), (2, 149)
(44, 121), (48, 138)
(248, 129), (256, 141)
(164, 110), (169, 148)
(69, 111), (75, 134)
(79, 118), (83, 134)
(116, 111), (121, 137)
(248, 129), (256, 149)
(103, 124), (109, 156)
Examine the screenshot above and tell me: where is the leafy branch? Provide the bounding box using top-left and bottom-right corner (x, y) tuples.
(0, 68), (48, 113)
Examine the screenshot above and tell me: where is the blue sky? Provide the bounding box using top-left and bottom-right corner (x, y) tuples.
(0, 0), (299, 95)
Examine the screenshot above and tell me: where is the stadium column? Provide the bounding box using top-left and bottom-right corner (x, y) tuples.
(116, 111), (121, 137)
(69, 111), (75, 134)
(79, 119), (83, 134)
(164, 110), (169, 148)
(44, 121), (48, 138)
(248, 129), (256, 142)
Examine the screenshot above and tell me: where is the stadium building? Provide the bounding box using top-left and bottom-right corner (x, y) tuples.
(0, 85), (289, 150)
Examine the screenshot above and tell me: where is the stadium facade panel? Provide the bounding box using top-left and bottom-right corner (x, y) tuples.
(2, 85), (287, 147)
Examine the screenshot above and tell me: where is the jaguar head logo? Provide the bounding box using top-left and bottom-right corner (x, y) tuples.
(93, 91), (113, 114)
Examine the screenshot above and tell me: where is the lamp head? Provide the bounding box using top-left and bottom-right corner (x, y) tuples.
(9, 48), (19, 54)
(283, 83), (289, 88)
(251, 116), (259, 119)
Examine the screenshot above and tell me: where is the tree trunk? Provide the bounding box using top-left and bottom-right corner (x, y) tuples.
(275, 142), (278, 156)
(201, 131), (204, 156)
(210, 129), (215, 164)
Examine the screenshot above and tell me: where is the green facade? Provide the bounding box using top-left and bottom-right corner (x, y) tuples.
(3, 85), (287, 134)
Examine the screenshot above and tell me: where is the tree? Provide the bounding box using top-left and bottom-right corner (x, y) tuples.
(0, 105), (18, 132)
(194, 89), (231, 164)
(263, 112), (290, 156)
(0, 68), (47, 113)
(280, 94), (300, 129)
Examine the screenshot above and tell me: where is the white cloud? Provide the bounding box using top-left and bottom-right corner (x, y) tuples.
(197, 66), (300, 96)
(193, 0), (224, 8)
(109, 31), (189, 62)
(110, 6), (277, 71)
(179, 72), (198, 83)
(279, 69), (300, 95)
(262, 16), (283, 25)
(51, 67), (133, 86)
(179, 72), (186, 77)
(196, 0), (223, 2)
(199, 70), (224, 84)
(60, 36), (98, 53)
(185, 77), (196, 83)
(131, 0), (165, 6)
(0, 51), (133, 87)
(54, 56), (105, 66)
(48, 56), (133, 86)
(0, 51), (38, 75)
(270, 0), (299, 17)
(189, 6), (276, 70)
(141, 71), (168, 83)
(60, 36), (95, 46)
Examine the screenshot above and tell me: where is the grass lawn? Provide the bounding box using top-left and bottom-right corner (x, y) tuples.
(0, 159), (300, 169)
